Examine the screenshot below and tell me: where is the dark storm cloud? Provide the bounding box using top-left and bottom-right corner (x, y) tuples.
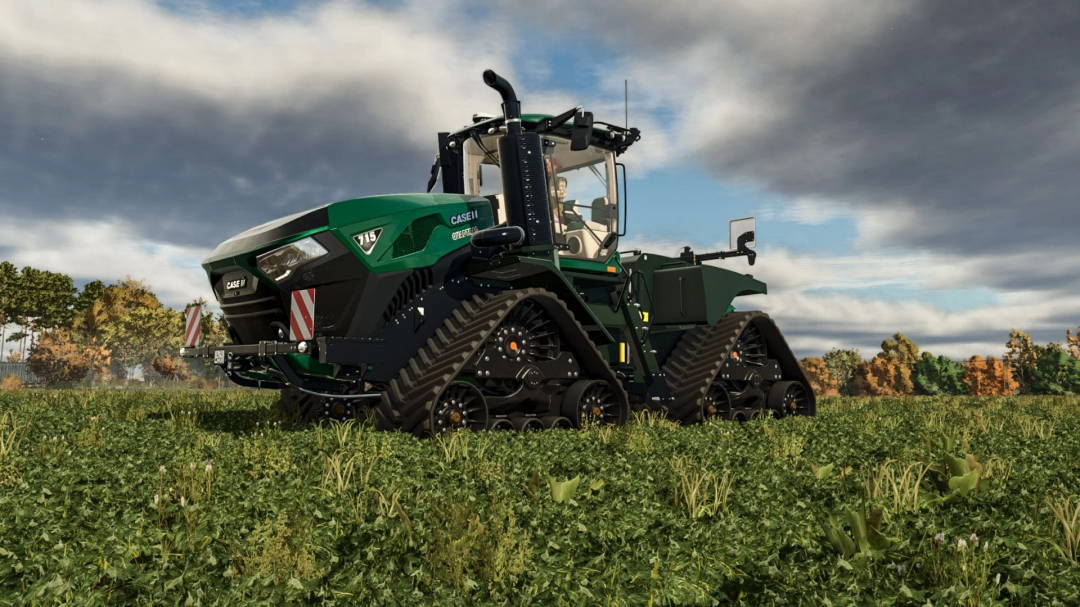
(0, 62), (432, 248)
(0, 0), (508, 249)
(500, 0), (1080, 290)
(706, 1), (1080, 258)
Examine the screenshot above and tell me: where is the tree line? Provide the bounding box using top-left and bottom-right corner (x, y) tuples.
(0, 262), (226, 387)
(3, 259), (1078, 394)
(798, 329), (1080, 397)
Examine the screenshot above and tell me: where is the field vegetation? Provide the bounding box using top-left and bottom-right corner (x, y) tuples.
(0, 390), (1078, 604)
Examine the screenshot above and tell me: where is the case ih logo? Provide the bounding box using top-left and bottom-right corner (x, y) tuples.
(225, 277), (247, 290)
(353, 228), (382, 254)
(450, 210), (478, 225)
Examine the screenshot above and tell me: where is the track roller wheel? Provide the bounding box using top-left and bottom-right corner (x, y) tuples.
(541, 415), (573, 430)
(430, 381), (487, 435)
(512, 417), (544, 432)
(767, 381), (811, 417)
(305, 396), (365, 424)
(701, 381), (732, 422)
(488, 418), (515, 431)
(562, 379), (627, 427)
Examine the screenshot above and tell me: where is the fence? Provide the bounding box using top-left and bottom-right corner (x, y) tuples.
(0, 362), (40, 385)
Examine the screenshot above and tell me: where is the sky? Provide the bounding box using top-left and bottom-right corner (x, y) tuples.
(1, 0), (1077, 359)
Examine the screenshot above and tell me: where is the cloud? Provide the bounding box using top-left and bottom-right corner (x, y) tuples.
(0, 216), (214, 310)
(622, 233), (1076, 359)
(0, 0), (519, 247)
(501, 0), (1080, 265)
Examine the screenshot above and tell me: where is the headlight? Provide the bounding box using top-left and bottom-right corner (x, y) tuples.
(256, 236), (328, 282)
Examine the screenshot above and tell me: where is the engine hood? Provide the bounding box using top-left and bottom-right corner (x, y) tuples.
(204, 205), (330, 265)
(203, 193), (486, 266)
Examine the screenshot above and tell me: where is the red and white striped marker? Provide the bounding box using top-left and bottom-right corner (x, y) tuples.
(183, 305), (202, 348)
(290, 288), (316, 341)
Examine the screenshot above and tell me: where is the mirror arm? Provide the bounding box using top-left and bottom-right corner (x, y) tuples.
(678, 231), (757, 266)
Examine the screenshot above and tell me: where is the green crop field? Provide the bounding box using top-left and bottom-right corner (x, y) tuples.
(0, 391), (1078, 605)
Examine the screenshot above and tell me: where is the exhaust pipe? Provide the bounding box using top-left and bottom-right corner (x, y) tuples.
(476, 69), (554, 248)
(483, 70), (521, 135)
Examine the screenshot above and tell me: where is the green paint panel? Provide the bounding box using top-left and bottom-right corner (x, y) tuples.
(651, 264), (766, 325)
(328, 194), (495, 274)
(285, 353), (337, 378)
(559, 257), (623, 274)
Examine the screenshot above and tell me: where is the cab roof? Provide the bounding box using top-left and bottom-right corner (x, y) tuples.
(447, 113), (641, 156)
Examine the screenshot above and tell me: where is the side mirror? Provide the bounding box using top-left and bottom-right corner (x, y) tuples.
(570, 111), (594, 151)
(729, 217), (756, 250)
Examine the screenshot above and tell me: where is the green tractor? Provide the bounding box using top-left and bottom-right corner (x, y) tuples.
(180, 70), (815, 433)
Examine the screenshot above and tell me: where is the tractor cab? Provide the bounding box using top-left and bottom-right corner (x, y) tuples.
(433, 111), (639, 265)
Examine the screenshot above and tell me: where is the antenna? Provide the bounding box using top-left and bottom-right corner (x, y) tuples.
(624, 79), (628, 129)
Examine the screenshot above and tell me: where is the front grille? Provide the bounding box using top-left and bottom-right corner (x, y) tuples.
(392, 214), (441, 258)
(215, 277), (285, 343)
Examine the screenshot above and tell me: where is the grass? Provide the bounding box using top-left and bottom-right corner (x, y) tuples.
(0, 390), (1078, 605)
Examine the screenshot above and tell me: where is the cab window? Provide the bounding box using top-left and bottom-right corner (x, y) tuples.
(463, 132), (620, 262)
(543, 137), (618, 261)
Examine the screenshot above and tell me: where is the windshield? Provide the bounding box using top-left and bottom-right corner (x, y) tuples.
(463, 133), (619, 262)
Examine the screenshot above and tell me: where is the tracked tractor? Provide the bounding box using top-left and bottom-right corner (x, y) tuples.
(180, 70), (815, 434)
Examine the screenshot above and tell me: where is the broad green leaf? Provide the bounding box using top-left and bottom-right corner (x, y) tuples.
(948, 470), (980, 496)
(548, 475), (581, 504)
(944, 453), (967, 477)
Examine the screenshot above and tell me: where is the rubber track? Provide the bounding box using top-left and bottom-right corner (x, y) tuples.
(661, 311), (774, 424)
(377, 288), (627, 436)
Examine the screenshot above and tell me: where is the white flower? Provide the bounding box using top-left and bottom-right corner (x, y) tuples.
(983, 541), (989, 552)
(970, 532), (978, 544)
(159, 465), (166, 474)
(180, 496), (187, 507)
(205, 460), (214, 474)
(957, 538), (968, 549)
(933, 533), (945, 544)
(995, 573), (1001, 584)
(153, 494), (160, 505)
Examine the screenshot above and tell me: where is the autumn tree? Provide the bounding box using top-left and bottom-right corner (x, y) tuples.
(823, 348), (863, 396)
(72, 278), (161, 342)
(879, 333), (920, 366)
(27, 329), (110, 386)
(798, 357), (839, 396)
(964, 356), (1018, 395)
(1003, 329), (1039, 391)
(101, 306), (183, 381)
(912, 352), (967, 395)
(151, 354), (191, 382)
(850, 356), (912, 396)
(1067, 327), (1080, 360)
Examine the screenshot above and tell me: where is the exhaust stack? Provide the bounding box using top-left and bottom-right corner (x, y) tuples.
(481, 70), (553, 248)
